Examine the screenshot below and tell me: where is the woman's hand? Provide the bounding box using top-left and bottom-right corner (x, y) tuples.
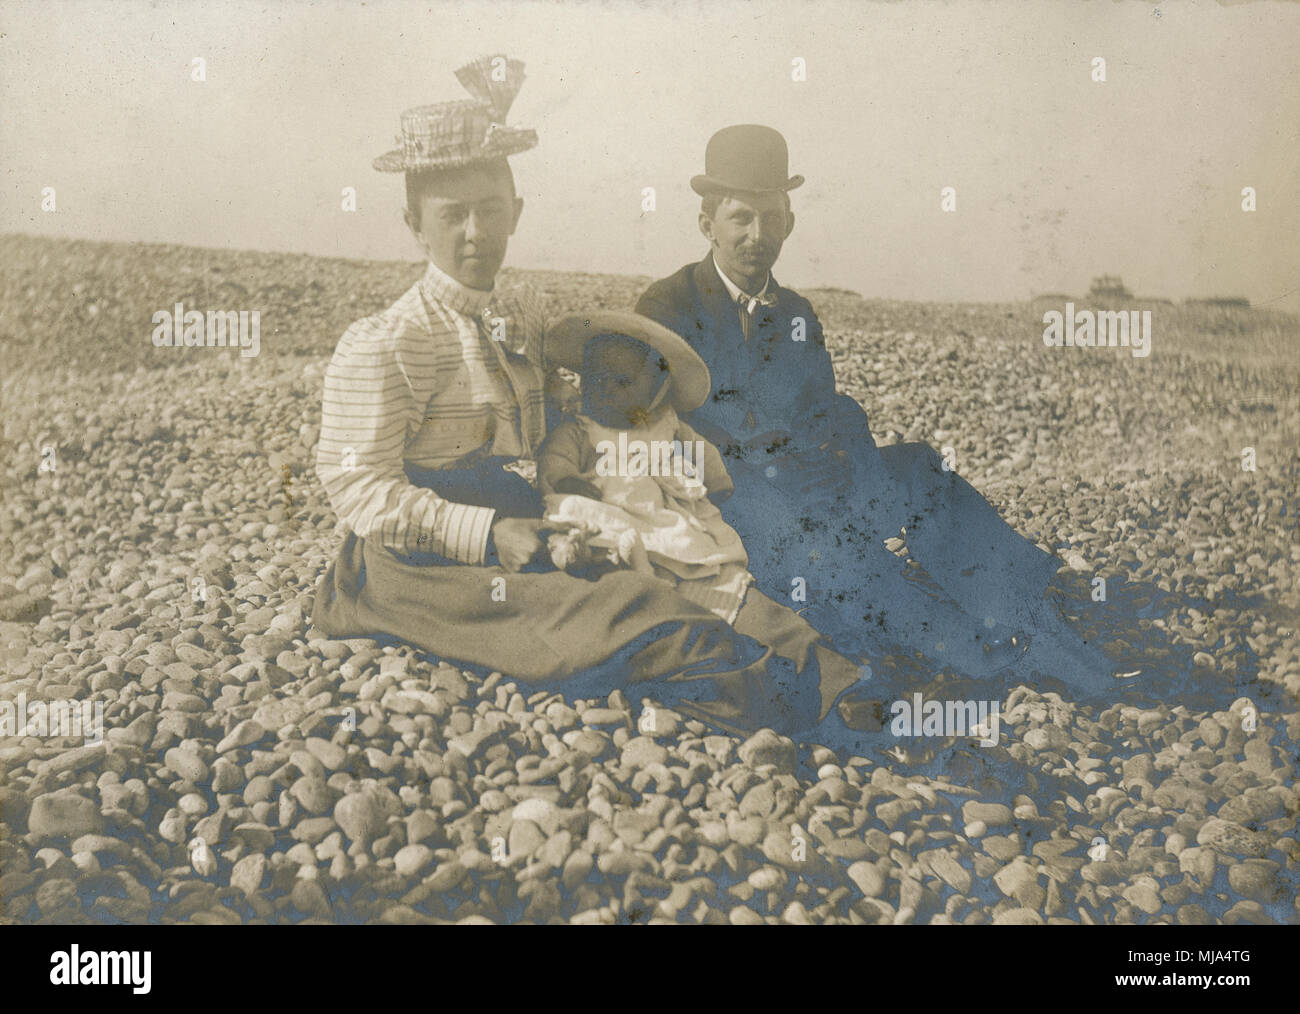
(489, 517), (547, 572)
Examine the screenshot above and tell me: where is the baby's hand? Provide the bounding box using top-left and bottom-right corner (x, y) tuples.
(552, 476), (602, 500)
(547, 528), (588, 571)
(609, 530), (653, 574)
(544, 521), (607, 573)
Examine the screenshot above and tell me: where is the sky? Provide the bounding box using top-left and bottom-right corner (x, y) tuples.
(2, 0), (1298, 309)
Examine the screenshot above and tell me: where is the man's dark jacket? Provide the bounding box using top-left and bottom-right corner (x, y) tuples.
(634, 254), (874, 472)
(635, 256), (1061, 662)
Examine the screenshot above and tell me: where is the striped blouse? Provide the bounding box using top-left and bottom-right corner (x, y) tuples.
(316, 260), (549, 565)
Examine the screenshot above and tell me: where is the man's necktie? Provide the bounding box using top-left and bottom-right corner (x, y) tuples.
(738, 290), (779, 342)
(735, 290), (778, 433)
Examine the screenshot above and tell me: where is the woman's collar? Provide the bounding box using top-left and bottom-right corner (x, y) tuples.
(418, 259), (495, 318)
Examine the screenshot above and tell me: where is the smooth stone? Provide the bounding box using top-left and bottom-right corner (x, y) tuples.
(158, 810), (187, 844)
(164, 747), (209, 783)
(161, 691), (206, 713)
(847, 861), (886, 898)
(564, 730), (611, 758)
(177, 793), (207, 817)
(231, 823), (275, 851)
(290, 878), (332, 918)
(962, 801), (1012, 828)
(993, 859), (1040, 901)
(447, 729), (495, 759)
(69, 834), (130, 860)
(1177, 846), (1216, 888)
(35, 847), (73, 872)
(983, 835), (1023, 862)
(211, 760), (242, 793)
(581, 708), (627, 728)
(405, 810), (439, 846)
(1197, 817), (1271, 858)
(1223, 901), (1275, 925)
(1122, 883), (1163, 915)
(992, 908), (1044, 925)
(822, 837), (872, 861)
(230, 853), (266, 895)
(394, 843), (434, 877)
(291, 777), (333, 816)
(37, 743), (106, 777)
(294, 817), (338, 844)
(305, 737), (347, 771)
(1176, 904), (1213, 925)
(289, 750), (326, 781)
(597, 849), (652, 876)
(737, 729), (797, 775)
(35, 878), (79, 916)
(620, 736), (669, 769)
(508, 819), (546, 862)
(923, 849), (973, 893)
(334, 792), (386, 845)
(739, 782), (777, 819)
(428, 778), (459, 807)
(511, 798), (561, 837)
(1228, 860), (1284, 903)
(747, 866), (784, 892)
(729, 905), (765, 926)
(244, 775), (275, 806)
(28, 793), (104, 840)
(426, 860), (467, 892)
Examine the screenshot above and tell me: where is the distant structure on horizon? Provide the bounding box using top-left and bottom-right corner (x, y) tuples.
(1185, 296), (1252, 308)
(1089, 275), (1133, 301)
(1031, 283), (1250, 309)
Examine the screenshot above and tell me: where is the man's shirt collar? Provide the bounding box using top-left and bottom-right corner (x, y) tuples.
(710, 254), (773, 305)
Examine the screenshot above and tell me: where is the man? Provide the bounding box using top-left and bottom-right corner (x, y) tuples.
(636, 125), (1137, 696)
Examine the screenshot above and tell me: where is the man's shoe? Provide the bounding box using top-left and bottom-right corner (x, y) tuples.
(837, 686), (887, 732)
(803, 685), (899, 761)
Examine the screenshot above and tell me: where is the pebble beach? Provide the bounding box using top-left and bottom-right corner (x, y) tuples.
(1, 234), (1296, 925)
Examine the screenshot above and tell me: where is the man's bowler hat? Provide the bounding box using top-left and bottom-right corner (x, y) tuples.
(690, 124), (804, 197)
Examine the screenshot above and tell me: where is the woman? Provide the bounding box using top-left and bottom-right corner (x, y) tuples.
(309, 57), (875, 746)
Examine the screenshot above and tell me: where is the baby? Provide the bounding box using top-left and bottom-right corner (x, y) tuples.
(540, 329), (749, 621)
(539, 311), (881, 736)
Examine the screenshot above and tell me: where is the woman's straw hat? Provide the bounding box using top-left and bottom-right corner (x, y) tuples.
(373, 54), (538, 173)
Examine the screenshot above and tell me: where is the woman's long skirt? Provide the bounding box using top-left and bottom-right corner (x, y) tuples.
(310, 457), (829, 736)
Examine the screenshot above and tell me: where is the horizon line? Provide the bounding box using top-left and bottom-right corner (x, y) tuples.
(2, 231), (1290, 317)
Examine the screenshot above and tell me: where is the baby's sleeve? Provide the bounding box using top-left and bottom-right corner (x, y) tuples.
(537, 420), (595, 498)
